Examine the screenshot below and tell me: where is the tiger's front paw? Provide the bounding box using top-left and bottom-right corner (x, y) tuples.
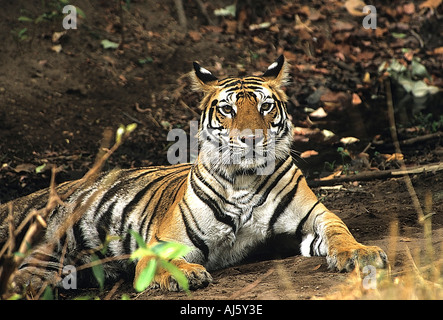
(134, 257), (212, 291)
(327, 243), (388, 272)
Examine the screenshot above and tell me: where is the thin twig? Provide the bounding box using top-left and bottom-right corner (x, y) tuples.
(76, 254), (132, 272)
(174, 0), (187, 31)
(385, 79), (425, 224)
(229, 268), (274, 299)
(104, 278), (125, 300)
(308, 161), (443, 187)
(195, 0), (215, 25)
(0, 128), (134, 298)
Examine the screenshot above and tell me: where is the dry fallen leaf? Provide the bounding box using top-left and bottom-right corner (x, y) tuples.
(320, 169), (343, 181)
(293, 127), (320, 136)
(51, 44), (62, 53)
(344, 0), (367, 17)
(433, 47), (443, 55)
(340, 136), (360, 144)
(52, 31), (66, 43)
(188, 31), (201, 42)
(13, 163), (36, 173)
(352, 93), (362, 105)
(312, 264), (322, 271)
(300, 150), (319, 158)
(309, 107), (328, 118)
(322, 129), (335, 140)
(363, 72), (371, 83)
(332, 20), (355, 32)
(419, 0), (442, 9)
(382, 153), (404, 162)
(403, 3), (415, 14)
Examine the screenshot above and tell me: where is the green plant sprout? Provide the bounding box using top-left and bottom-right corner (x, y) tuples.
(129, 230), (191, 293)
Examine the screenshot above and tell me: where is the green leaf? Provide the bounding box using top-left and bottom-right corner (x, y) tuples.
(159, 260), (189, 293)
(138, 57), (153, 65)
(128, 229), (147, 249)
(411, 59), (430, 79)
(6, 293), (22, 300)
(35, 163), (46, 174)
(75, 6), (86, 19)
(41, 286), (54, 300)
(73, 295), (93, 300)
(152, 242), (191, 260)
(101, 39), (119, 49)
(411, 80), (439, 98)
(134, 258), (157, 292)
(91, 254), (105, 290)
(130, 247), (153, 261)
(214, 4), (236, 17)
(18, 16), (33, 22)
(125, 123), (137, 134)
(388, 59), (407, 74)
(391, 32), (406, 39)
(17, 28), (28, 39)
(115, 124), (126, 143)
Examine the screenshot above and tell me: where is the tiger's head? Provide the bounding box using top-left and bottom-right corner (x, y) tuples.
(191, 55), (293, 176)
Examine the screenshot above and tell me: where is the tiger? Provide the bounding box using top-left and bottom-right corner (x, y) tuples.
(0, 55), (388, 293)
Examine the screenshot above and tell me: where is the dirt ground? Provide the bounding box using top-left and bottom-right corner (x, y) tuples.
(1, 0), (443, 300)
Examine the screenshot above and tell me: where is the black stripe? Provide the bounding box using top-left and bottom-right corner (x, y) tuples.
(241, 80), (266, 86)
(138, 169), (189, 241)
(170, 177), (187, 206)
(93, 168), (160, 220)
(310, 233), (319, 256)
(97, 200), (117, 245)
(19, 252), (62, 271)
(181, 206), (209, 261)
(206, 107), (224, 131)
(255, 158), (287, 194)
(123, 222), (133, 255)
(181, 198), (205, 235)
(268, 174), (304, 233)
(243, 76), (265, 82)
(194, 165), (235, 206)
(119, 166), (190, 235)
(219, 78), (240, 87)
(72, 221), (88, 250)
(254, 159), (294, 209)
(190, 172), (237, 233)
(294, 200), (321, 240)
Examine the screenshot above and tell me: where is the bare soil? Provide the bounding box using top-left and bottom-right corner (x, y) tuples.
(0, 0), (442, 300)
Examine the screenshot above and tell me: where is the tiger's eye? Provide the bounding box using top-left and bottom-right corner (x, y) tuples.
(220, 105), (233, 115)
(261, 102), (273, 112)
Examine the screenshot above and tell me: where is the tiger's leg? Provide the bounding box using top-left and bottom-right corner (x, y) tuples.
(299, 209), (388, 271)
(134, 255), (212, 291)
(11, 244), (64, 293)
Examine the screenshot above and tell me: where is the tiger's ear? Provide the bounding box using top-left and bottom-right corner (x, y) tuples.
(262, 55), (289, 88)
(190, 61), (219, 92)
